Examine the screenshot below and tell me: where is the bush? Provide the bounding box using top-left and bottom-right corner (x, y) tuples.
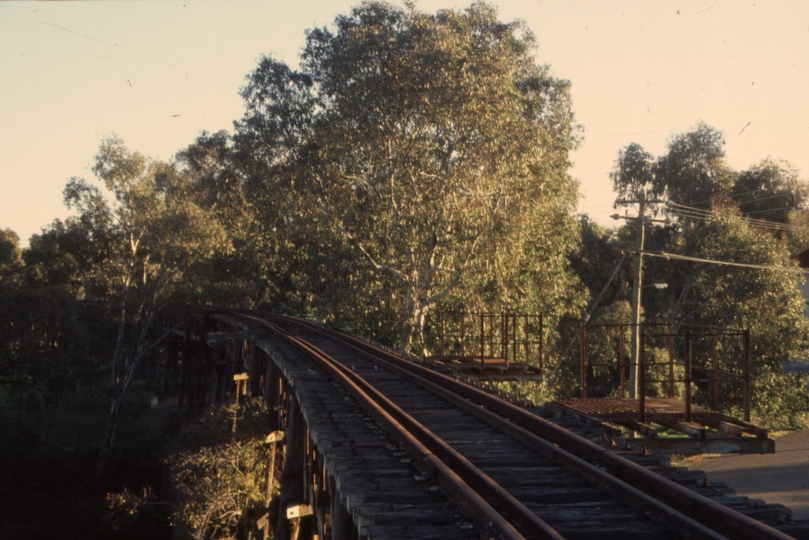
(166, 400), (275, 540)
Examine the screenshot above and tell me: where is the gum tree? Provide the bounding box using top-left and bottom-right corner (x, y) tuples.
(65, 137), (225, 476)
(237, 1), (583, 353)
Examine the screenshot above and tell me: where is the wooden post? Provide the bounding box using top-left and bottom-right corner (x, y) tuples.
(629, 196), (646, 399)
(684, 330), (692, 423)
(262, 430), (285, 540)
(639, 330), (646, 424)
(249, 340), (262, 397)
(233, 373), (249, 403)
(743, 330), (751, 422)
(276, 399), (306, 540)
(580, 322), (586, 399)
(232, 372), (249, 432)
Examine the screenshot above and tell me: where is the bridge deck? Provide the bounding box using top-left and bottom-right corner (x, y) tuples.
(167, 310), (806, 538)
(256, 336), (475, 539)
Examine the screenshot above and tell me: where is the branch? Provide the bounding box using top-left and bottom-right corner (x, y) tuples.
(336, 222), (408, 282)
(423, 267), (462, 307)
(423, 230), (438, 283)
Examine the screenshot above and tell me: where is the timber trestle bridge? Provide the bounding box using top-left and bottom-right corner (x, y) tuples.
(161, 309), (809, 540)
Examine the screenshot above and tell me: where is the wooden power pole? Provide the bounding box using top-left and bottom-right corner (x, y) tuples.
(614, 196), (666, 399)
(628, 196), (646, 399)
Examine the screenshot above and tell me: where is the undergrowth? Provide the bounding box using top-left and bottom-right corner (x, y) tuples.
(166, 399), (276, 540)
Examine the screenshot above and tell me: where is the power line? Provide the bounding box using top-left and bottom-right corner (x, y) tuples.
(733, 191), (792, 205)
(666, 201), (809, 234)
(685, 187), (789, 207)
(621, 249), (809, 274)
(744, 204), (799, 216)
(667, 207), (798, 230)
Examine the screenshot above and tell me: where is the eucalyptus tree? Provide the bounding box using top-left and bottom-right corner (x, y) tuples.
(237, 1), (584, 353)
(0, 228), (94, 411)
(655, 122), (737, 209)
(732, 158), (809, 250)
(734, 158), (806, 222)
(678, 210), (809, 425)
(66, 137), (226, 476)
(0, 228), (22, 284)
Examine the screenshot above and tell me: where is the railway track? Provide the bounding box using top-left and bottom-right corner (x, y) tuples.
(213, 309), (803, 540)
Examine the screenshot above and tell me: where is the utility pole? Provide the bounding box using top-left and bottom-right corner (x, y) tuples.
(613, 197), (667, 399)
(628, 196), (646, 399)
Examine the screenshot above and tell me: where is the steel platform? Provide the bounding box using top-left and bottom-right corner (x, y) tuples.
(554, 397), (774, 454)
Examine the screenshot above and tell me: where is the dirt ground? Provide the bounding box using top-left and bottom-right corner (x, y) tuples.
(690, 429), (809, 520)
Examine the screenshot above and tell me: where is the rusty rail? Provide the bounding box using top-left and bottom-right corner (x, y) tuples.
(250, 312), (793, 540)
(237, 313), (546, 540)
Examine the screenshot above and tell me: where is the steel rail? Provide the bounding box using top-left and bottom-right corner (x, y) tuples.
(260, 313), (726, 540)
(242, 313), (532, 540)
(258, 312), (795, 540)
(284, 332), (565, 540)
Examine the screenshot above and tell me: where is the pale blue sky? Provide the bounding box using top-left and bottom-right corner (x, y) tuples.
(2, 0), (808, 246)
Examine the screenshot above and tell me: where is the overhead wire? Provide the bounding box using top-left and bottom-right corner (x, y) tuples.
(666, 208), (798, 232)
(661, 184), (801, 214)
(743, 204), (799, 216)
(665, 201), (809, 234)
(678, 186), (795, 207)
(624, 249), (809, 275)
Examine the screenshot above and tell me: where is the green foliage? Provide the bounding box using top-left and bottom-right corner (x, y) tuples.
(681, 211), (809, 426)
(60, 136), (232, 476)
(0, 379), (177, 539)
(234, 1), (585, 353)
(655, 122), (737, 209)
(0, 228), (23, 285)
(0, 283), (90, 407)
(583, 301), (632, 397)
(592, 123), (809, 427)
(734, 157), (807, 226)
(167, 400), (272, 540)
(610, 143), (659, 203)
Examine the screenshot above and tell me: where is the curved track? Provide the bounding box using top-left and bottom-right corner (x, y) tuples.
(216, 309), (797, 540)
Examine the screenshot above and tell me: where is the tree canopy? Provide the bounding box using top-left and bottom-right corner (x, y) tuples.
(235, 1), (584, 352)
(63, 136), (228, 475)
(595, 123), (809, 426)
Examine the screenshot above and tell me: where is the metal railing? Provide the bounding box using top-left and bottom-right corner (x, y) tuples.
(435, 312), (543, 373)
(579, 321), (751, 422)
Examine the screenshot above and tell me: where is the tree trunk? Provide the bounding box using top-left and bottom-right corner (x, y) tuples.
(398, 284), (417, 353)
(95, 386), (128, 478)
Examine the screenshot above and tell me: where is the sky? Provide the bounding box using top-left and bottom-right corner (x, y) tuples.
(1, 0), (808, 247)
